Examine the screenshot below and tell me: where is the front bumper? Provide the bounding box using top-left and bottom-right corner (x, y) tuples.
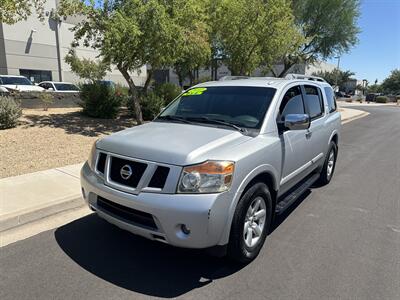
(80, 162), (232, 248)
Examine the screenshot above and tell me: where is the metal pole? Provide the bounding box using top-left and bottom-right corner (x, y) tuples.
(335, 56), (340, 91)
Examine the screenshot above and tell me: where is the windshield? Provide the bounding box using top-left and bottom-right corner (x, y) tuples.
(54, 83), (79, 91)
(158, 86), (276, 129)
(0, 76), (33, 85)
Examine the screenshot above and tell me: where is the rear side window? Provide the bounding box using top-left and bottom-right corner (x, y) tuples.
(279, 86), (305, 120)
(303, 85), (324, 119)
(324, 87), (337, 113)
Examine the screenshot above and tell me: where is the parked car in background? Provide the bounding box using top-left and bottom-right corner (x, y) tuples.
(38, 81), (80, 92)
(366, 93), (382, 102)
(98, 80), (116, 90)
(0, 75), (45, 92)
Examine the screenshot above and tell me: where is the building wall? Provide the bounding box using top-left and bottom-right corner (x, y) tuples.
(0, 0), (146, 86)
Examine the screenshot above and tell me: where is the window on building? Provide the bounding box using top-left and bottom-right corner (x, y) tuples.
(303, 85), (324, 119)
(324, 87), (337, 113)
(19, 69), (52, 84)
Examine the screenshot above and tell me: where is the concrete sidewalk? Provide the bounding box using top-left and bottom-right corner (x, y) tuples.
(0, 107), (369, 233)
(0, 163), (84, 232)
(339, 107), (370, 124)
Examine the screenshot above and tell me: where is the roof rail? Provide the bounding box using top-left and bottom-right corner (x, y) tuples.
(219, 76), (251, 81)
(285, 73), (326, 82)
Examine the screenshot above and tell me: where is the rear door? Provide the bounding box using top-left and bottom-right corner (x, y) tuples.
(301, 84), (326, 167)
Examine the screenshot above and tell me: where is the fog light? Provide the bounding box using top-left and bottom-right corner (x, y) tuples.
(181, 224), (191, 235)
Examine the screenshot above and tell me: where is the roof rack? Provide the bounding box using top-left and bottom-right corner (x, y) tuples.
(219, 76), (251, 81)
(284, 73), (326, 82)
(219, 76), (281, 81)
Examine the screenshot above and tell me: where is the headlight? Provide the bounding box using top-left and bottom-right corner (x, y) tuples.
(87, 140), (98, 171)
(178, 161), (235, 193)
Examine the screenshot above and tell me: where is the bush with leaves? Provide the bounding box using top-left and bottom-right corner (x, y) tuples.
(79, 83), (121, 119)
(39, 92), (55, 111)
(154, 83), (182, 106)
(375, 96), (388, 103)
(0, 96), (22, 129)
(137, 92), (164, 121)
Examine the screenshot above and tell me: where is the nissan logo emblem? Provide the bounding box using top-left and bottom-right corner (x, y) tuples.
(120, 164), (133, 180)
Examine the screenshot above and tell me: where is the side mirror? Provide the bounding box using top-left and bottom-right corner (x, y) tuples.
(283, 114), (310, 131)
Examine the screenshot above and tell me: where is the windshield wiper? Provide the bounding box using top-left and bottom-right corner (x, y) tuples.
(185, 116), (248, 134)
(156, 115), (194, 124)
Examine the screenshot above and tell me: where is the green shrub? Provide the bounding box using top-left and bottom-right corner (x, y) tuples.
(375, 96), (388, 103)
(139, 92), (164, 120)
(0, 96), (22, 129)
(39, 92), (55, 111)
(154, 83), (182, 105)
(79, 82), (121, 118)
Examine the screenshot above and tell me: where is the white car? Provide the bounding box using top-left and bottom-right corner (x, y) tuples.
(0, 75), (45, 92)
(38, 81), (80, 92)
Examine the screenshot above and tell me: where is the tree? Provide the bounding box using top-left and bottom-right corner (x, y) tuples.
(381, 69), (400, 94)
(274, 0), (360, 77)
(367, 84), (382, 94)
(172, 1), (211, 87)
(0, 0), (45, 24)
(65, 49), (109, 82)
(313, 69), (355, 90)
(213, 0), (303, 76)
(59, 0), (208, 124)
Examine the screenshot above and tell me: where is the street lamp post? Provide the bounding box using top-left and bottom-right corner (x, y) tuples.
(335, 56), (341, 92)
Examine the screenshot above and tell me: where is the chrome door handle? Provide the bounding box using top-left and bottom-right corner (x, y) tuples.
(305, 130), (312, 139)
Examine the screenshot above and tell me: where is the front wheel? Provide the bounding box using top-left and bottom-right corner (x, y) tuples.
(318, 141), (338, 185)
(227, 182), (273, 264)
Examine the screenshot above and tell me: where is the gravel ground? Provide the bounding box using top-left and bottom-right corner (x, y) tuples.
(0, 108), (136, 178)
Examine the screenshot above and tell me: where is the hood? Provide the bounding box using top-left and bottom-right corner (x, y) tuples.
(1, 84), (45, 92)
(97, 122), (252, 165)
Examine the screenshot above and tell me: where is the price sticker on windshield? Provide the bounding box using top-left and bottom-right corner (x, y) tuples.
(182, 88), (207, 96)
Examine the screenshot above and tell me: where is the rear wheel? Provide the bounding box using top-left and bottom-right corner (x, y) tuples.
(318, 141), (338, 185)
(227, 182), (273, 264)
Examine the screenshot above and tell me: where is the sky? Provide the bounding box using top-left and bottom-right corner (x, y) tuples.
(327, 0), (400, 83)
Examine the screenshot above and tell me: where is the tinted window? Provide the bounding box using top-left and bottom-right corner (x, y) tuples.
(304, 85), (323, 119)
(54, 83), (79, 91)
(159, 86), (276, 129)
(39, 83), (52, 89)
(279, 86), (305, 120)
(20, 69), (52, 83)
(0, 76), (33, 85)
(324, 87), (336, 112)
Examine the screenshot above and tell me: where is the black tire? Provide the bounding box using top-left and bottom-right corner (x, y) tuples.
(318, 141), (338, 185)
(227, 182), (273, 264)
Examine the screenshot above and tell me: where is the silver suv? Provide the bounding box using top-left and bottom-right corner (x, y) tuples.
(81, 74), (341, 263)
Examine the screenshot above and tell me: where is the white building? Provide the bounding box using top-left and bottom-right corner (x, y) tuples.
(0, 0), (146, 85)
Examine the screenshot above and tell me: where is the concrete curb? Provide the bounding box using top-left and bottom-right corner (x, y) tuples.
(0, 194), (84, 232)
(342, 111), (370, 124)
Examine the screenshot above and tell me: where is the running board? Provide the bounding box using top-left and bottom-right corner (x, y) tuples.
(275, 173), (320, 215)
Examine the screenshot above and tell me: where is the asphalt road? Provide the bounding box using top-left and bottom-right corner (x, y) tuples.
(1, 106), (399, 300)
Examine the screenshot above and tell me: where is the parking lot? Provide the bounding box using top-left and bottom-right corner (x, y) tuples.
(1, 105), (399, 300)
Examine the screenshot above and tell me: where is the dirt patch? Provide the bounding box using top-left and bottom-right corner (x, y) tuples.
(0, 108), (136, 178)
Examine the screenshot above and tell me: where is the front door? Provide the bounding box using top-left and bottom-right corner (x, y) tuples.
(277, 85), (310, 194)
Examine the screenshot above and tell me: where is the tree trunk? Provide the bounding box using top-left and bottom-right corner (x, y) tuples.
(188, 71), (194, 86)
(143, 69), (153, 93)
(277, 58), (295, 78)
(118, 66), (143, 125)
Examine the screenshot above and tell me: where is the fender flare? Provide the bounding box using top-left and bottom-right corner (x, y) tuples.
(217, 164), (279, 246)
